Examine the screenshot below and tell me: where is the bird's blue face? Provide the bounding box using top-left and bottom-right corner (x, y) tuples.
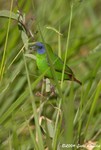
(35, 42), (46, 54)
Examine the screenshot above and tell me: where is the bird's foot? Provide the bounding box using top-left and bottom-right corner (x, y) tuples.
(35, 91), (45, 98)
(49, 85), (57, 97)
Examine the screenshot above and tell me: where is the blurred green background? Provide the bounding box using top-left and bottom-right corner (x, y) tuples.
(0, 0), (101, 149)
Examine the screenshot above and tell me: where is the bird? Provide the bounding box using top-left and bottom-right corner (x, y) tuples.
(30, 42), (82, 85)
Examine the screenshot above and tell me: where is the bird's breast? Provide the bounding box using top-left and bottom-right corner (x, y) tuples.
(36, 54), (49, 72)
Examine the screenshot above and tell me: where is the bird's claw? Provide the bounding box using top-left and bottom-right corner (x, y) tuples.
(35, 92), (45, 98)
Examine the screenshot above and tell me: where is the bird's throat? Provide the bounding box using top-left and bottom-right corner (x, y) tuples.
(37, 48), (45, 54)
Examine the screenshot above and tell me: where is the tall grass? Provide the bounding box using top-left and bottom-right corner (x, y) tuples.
(0, 0), (101, 149)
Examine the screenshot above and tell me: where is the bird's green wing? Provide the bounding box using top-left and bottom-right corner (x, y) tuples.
(46, 44), (73, 75)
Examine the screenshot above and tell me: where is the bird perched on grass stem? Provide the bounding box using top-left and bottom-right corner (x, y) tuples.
(30, 42), (82, 85)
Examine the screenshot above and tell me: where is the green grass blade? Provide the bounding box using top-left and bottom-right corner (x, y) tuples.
(84, 81), (101, 139)
(0, 0), (14, 80)
(61, 2), (73, 87)
(23, 53), (44, 150)
(0, 68), (49, 125)
(0, 10), (18, 21)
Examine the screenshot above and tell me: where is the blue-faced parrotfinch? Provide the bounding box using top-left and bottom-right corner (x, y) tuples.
(30, 42), (82, 85)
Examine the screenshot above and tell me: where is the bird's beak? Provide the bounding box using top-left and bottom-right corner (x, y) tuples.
(28, 42), (37, 53)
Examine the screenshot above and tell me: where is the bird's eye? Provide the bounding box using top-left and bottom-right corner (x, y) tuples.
(40, 46), (43, 49)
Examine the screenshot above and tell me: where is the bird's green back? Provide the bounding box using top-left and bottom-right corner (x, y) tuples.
(46, 44), (73, 75)
(36, 44), (74, 80)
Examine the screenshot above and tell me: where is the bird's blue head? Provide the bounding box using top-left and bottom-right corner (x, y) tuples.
(30, 42), (46, 54)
